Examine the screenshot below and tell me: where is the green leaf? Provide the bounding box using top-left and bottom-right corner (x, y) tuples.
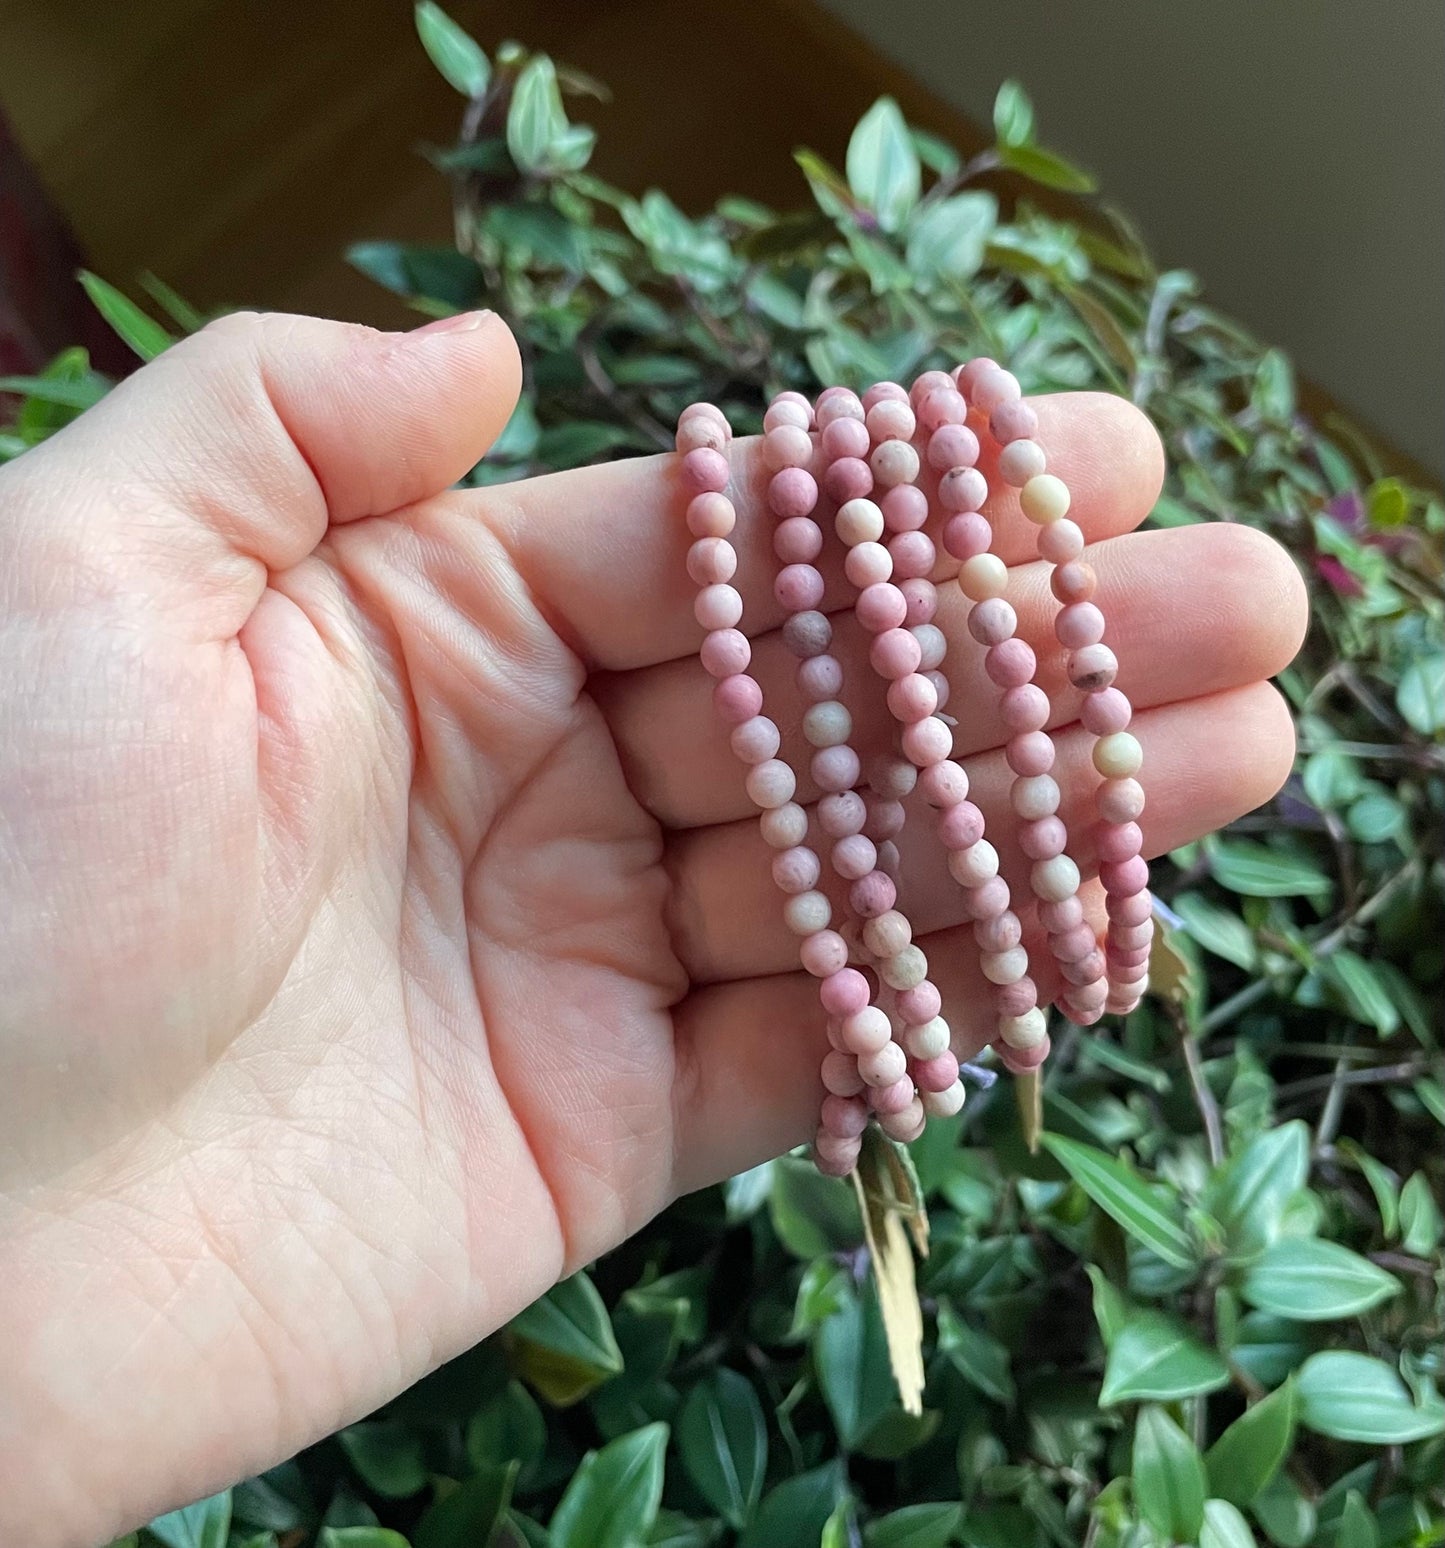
(548, 1423), (668, 1548)
(414, 1466), (517, 1548)
(508, 56), (567, 174)
(1252, 350), (1295, 422)
(992, 80), (1034, 147)
(936, 1305), (1015, 1405)
(345, 243), (483, 308)
(1399, 1171), (1444, 1256)
(78, 271), (174, 362)
(1336, 1141), (1400, 1236)
(1041, 1133), (1196, 1269)
(1251, 1474), (1316, 1548)
(415, 1), (490, 96)
(1397, 653), (1445, 735)
(864, 1502), (962, 1548)
(1210, 841), (1334, 901)
(676, 1368), (767, 1529)
(1366, 477), (1410, 528)
(137, 272), (205, 332)
(769, 1156), (863, 1258)
(1302, 749), (1363, 810)
(146, 1492), (232, 1548)
(318, 1532), (411, 1548)
(1296, 1352), (1445, 1444)
(1100, 1310), (1231, 1406)
(1173, 893), (1259, 971)
(1241, 1238), (1401, 1321)
(337, 1421), (428, 1499)
(1132, 1406), (1207, 1543)
(1323, 952), (1401, 1036)
(1086, 1265), (1129, 1348)
(814, 1284), (895, 1448)
(905, 192), (997, 281)
(998, 143), (1097, 193)
(1201, 1498), (1258, 1548)
(1205, 1379), (1297, 1506)
(846, 97), (922, 233)
(509, 1271), (624, 1406)
(1228, 1313), (1312, 1390)
(0, 373), (110, 411)
(1336, 1491), (1378, 1548)
(1208, 1122), (1310, 1258)
(466, 1381), (547, 1482)
(723, 1161), (774, 1221)
(738, 1462), (846, 1548)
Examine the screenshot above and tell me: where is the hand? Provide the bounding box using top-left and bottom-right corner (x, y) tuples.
(0, 311), (1305, 1544)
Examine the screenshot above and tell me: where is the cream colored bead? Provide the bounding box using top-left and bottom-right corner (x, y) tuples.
(880, 944), (929, 991)
(842, 1006), (893, 1054)
(879, 1097), (926, 1140)
(783, 890), (831, 935)
(1020, 473), (1071, 525)
(1093, 731), (1144, 778)
(863, 909), (911, 959)
(958, 553), (1009, 601)
(1032, 854), (1081, 903)
(922, 1081), (966, 1118)
(803, 700), (852, 748)
(760, 802), (808, 849)
(1000, 1007), (1048, 1049)
(903, 1016), (951, 1060)
(835, 497), (885, 546)
(947, 840), (1000, 887)
(859, 1041), (908, 1087)
(1011, 774), (1061, 821)
(981, 946), (1030, 985)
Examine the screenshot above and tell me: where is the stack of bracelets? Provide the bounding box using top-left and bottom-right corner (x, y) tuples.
(675, 361), (1153, 1177)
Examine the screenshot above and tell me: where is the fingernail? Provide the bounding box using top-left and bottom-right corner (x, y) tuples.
(407, 309), (495, 339)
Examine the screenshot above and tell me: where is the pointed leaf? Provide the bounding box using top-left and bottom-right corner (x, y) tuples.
(846, 98), (921, 233)
(814, 1284), (895, 1448)
(676, 1369), (767, 1529)
(1201, 1499), (1258, 1548)
(1132, 1407), (1207, 1543)
(548, 1423), (667, 1548)
(1205, 1379), (1297, 1505)
(1208, 1122), (1310, 1257)
(1241, 1239), (1401, 1321)
(1041, 1133), (1195, 1269)
(992, 80), (1034, 147)
(78, 271), (174, 362)
(1297, 1352), (1445, 1444)
(507, 56), (567, 174)
(509, 1271), (623, 1406)
(738, 1461), (846, 1548)
(1100, 1310), (1230, 1406)
(864, 1502), (962, 1548)
(415, 1), (490, 96)
(146, 1492), (232, 1548)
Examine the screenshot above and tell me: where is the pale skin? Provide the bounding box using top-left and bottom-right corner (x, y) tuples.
(0, 310), (1307, 1545)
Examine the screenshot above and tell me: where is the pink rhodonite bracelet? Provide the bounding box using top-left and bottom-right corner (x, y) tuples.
(674, 368), (1152, 1173)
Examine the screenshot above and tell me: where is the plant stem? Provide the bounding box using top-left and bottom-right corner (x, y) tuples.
(1181, 1023), (1224, 1166)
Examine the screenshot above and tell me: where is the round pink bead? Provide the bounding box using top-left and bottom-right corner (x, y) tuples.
(1110, 920), (1154, 951)
(897, 985), (943, 1030)
(864, 380), (910, 410)
(985, 638), (1037, 689)
(832, 833), (878, 881)
(889, 531), (935, 580)
(1110, 944), (1153, 971)
(775, 563), (826, 612)
(968, 597), (1017, 646)
(870, 627), (921, 680)
(1069, 644), (1120, 692)
(849, 870), (897, 919)
(801, 929), (849, 977)
(819, 790), (866, 837)
(816, 390), (864, 428)
(700, 628), (750, 677)
(941, 511), (991, 560)
(1100, 855), (1150, 897)
(913, 1051), (960, 1093)
(1082, 689), (1133, 736)
(798, 654), (845, 701)
(866, 399), (916, 442)
(864, 799), (905, 840)
(870, 439), (920, 488)
(1062, 950), (1108, 986)
(820, 1093), (870, 1139)
(913, 623), (947, 670)
(687, 538), (736, 586)
(1051, 923), (1098, 962)
(910, 369), (955, 405)
(975, 911), (1023, 953)
(682, 446), (731, 494)
(820, 1050), (865, 1096)
(998, 439), (1046, 488)
(1019, 815), (1068, 860)
(871, 1075), (916, 1116)
(821, 416), (870, 461)
(763, 399), (810, 433)
(770, 467), (818, 517)
(1007, 731), (1055, 778)
(1052, 561), (1097, 604)
(990, 399), (1039, 444)
(1097, 821), (1144, 864)
(1001, 683), (1050, 733)
(900, 579), (937, 627)
(845, 541), (892, 589)
(731, 715), (780, 764)
(1057, 602), (1106, 650)
(1040, 896), (1086, 933)
(902, 715), (953, 766)
(927, 421), (981, 473)
(772, 846), (821, 893)
(918, 387), (969, 433)
(857, 582), (908, 633)
(972, 368), (1021, 414)
(919, 760), (969, 806)
(998, 1036), (1050, 1073)
(713, 674), (763, 725)
(812, 744), (862, 794)
(939, 466), (988, 513)
(964, 876), (1011, 921)
(676, 415), (726, 455)
(938, 800), (985, 850)
(881, 483), (928, 533)
(1098, 778), (1147, 825)
(764, 423), (814, 472)
(782, 610), (832, 658)
(687, 491), (735, 538)
(957, 357), (1001, 398)
(823, 457), (873, 504)
(815, 1141), (860, 1179)
(887, 673), (938, 724)
(1038, 519), (1085, 564)
(993, 978), (1039, 1017)
(820, 967), (871, 1017)
(769, 390), (811, 417)
(696, 583), (743, 631)
(774, 516), (823, 564)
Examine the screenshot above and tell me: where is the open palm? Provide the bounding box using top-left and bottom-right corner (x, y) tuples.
(0, 311), (1306, 1545)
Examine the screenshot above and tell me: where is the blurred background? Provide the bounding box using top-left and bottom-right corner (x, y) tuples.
(2, 0), (1441, 477)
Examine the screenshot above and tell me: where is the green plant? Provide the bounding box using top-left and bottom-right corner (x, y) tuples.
(6, 6), (1443, 1545)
